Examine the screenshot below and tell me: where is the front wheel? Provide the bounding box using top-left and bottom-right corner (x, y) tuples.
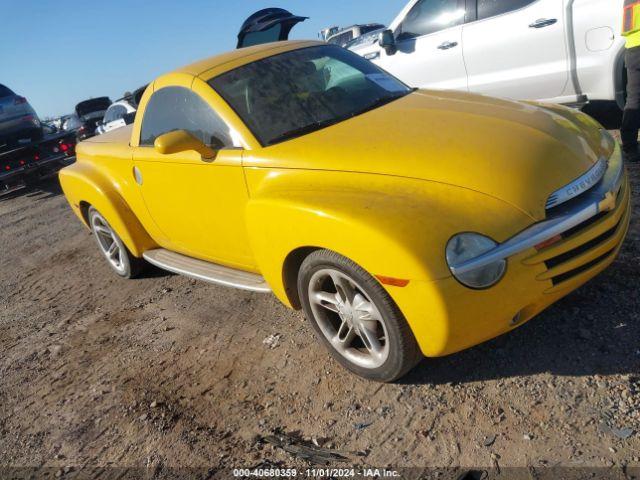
(298, 250), (422, 382)
(88, 207), (144, 279)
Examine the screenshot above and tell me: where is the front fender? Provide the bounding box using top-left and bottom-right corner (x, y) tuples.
(59, 162), (155, 257)
(245, 169), (533, 302)
(245, 170), (535, 356)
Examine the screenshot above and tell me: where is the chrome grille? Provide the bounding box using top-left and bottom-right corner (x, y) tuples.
(545, 220), (620, 270)
(538, 180), (629, 287)
(550, 250), (616, 286)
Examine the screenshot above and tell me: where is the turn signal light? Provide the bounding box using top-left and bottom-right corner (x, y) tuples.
(535, 234), (562, 251)
(375, 275), (410, 287)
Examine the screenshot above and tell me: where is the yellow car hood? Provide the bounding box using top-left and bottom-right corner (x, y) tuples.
(249, 90), (610, 221)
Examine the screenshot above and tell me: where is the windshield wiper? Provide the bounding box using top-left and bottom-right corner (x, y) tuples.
(357, 92), (408, 115)
(266, 119), (342, 146)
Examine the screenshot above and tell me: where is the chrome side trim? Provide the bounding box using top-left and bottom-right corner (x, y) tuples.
(545, 157), (608, 210)
(451, 151), (624, 276)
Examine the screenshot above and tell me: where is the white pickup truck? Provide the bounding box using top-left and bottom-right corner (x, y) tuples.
(348, 0), (625, 108)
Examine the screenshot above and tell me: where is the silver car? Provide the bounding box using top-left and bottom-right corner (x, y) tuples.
(0, 83), (43, 148)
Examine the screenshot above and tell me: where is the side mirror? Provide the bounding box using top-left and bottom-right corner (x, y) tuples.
(378, 29), (397, 55)
(154, 130), (216, 160)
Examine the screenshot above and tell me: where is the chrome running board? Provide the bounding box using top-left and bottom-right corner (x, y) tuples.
(142, 249), (271, 293)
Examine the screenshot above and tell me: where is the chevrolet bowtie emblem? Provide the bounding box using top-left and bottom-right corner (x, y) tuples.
(599, 191), (617, 212)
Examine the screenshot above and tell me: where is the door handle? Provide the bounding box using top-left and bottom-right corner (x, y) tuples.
(529, 18), (557, 28)
(133, 166), (143, 185)
(364, 51), (380, 60)
(437, 41), (458, 50)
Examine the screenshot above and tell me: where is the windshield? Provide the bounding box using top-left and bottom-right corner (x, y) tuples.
(209, 45), (411, 146)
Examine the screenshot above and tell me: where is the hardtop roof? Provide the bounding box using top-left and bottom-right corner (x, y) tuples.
(175, 40), (323, 79)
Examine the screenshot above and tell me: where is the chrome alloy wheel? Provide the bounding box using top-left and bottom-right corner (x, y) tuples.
(90, 212), (126, 275)
(308, 268), (390, 369)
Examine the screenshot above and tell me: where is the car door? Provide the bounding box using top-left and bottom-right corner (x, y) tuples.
(463, 0), (568, 100)
(132, 80), (256, 270)
(368, 0), (469, 91)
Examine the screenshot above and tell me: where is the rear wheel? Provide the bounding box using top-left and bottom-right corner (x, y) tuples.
(88, 207), (144, 278)
(298, 250), (422, 382)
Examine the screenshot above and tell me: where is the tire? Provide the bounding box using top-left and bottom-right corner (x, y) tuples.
(297, 249), (422, 382)
(87, 207), (144, 279)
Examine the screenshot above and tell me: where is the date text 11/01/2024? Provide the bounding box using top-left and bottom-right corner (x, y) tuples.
(233, 468), (401, 477)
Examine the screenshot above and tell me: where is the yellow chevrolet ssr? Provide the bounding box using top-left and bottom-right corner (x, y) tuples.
(60, 41), (630, 382)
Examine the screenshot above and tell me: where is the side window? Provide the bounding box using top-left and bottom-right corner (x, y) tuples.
(329, 31), (354, 46)
(241, 24), (282, 48)
(140, 86), (233, 148)
(105, 105), (126, 123)
(103, 108), (115, 123)
(477, 0), (537, 20)
(397, 0), (464, 39)
(343, 31), (354, 44)
(361, 25), (380, 35)
(112, 105), (127, 120)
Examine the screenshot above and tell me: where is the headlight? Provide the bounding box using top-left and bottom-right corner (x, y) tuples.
(446, 233), (506, 289)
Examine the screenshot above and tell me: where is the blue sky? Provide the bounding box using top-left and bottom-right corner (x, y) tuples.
(2, 0), (406, 118)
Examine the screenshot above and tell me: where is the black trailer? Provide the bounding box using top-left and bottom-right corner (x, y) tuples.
(0, 130), (77, 196)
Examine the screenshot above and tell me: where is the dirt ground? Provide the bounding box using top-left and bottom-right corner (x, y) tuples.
(1, 124), (639, 479)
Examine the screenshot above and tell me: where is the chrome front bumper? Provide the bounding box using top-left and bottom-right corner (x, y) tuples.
(450, 146), (626, 276)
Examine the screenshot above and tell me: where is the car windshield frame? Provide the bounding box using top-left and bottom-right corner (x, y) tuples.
(208, 45), (412, 147)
